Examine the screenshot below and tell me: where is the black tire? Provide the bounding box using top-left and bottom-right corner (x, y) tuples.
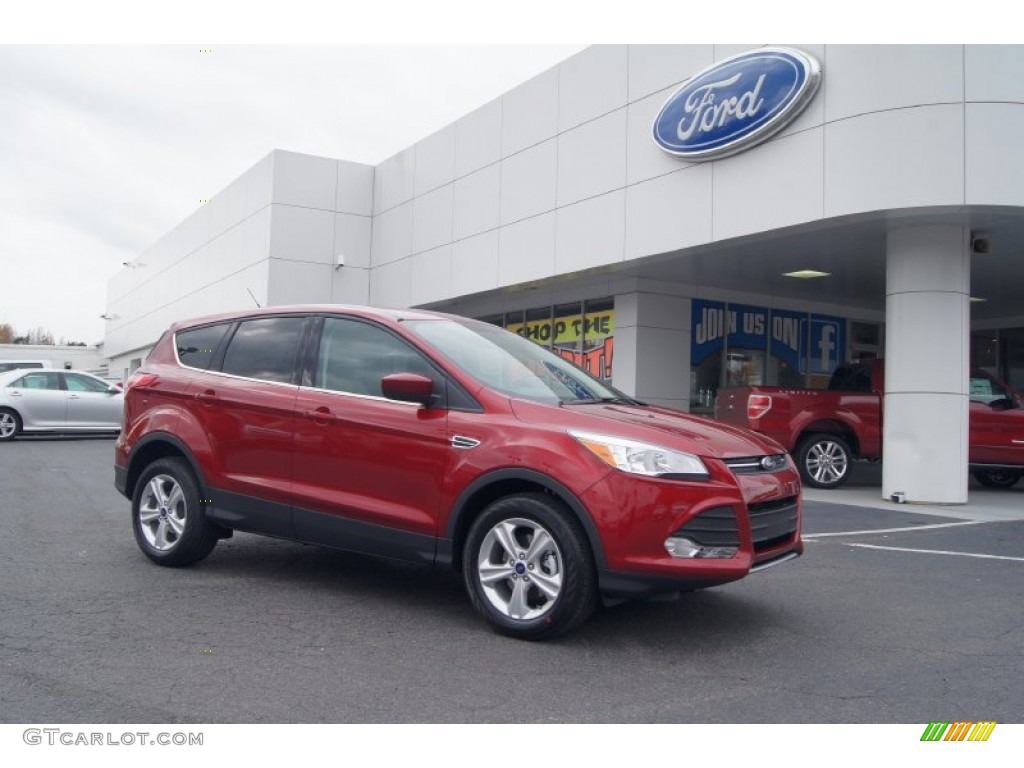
(0, 408), (22, 442)
(463, 493), (598, 640)
(972, 469), (1023, 489)
(796, 434), (853, 489)
(132, 457), (219, 566)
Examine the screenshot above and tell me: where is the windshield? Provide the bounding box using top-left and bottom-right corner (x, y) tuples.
(406, 319), (630, 405)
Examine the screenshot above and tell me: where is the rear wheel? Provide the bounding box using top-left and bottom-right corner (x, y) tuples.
(463, 493), (598, 640)
(132, 457), (219, 566)
(0, 409), (21, 442)
(972, 469), (1023, 489)
(796, 434), (852, 489)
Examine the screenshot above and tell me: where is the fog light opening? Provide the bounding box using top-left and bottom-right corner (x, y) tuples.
(664, 536), (738, 559)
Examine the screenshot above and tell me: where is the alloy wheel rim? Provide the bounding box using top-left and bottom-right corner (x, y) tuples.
(476, 517), (563, 621)
(806, 442), (848, 485)
(138, 474), (187, 551)
(0, 413), (14, 437)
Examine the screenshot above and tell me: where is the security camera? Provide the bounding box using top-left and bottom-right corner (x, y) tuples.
(971, 236), (991, 255)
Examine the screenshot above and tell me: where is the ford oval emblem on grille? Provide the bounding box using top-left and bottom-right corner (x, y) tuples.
(652, 47), (821, 161)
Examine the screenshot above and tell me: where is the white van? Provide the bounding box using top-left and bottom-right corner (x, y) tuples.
(0, 360), (54, 373)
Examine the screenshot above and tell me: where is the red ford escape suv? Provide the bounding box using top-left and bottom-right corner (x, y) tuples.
(116, 306), (803, 639)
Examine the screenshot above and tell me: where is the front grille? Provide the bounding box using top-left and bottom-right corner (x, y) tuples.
(673, 506), (739, 548)
(747, 496), (799, 552)
(725, 454), (789, 474)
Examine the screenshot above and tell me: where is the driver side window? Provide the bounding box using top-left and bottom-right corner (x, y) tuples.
(315, 318), (433, 398)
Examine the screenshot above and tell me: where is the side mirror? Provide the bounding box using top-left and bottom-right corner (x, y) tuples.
(381, 373), (435, 406)
(107, 386), (122, 395)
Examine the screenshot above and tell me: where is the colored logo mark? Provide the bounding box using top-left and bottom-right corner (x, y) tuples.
(920, 721), (997, 741)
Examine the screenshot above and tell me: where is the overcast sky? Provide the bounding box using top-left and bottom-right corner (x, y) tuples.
(0, 44), (587, 344)
(0, 2), (1003, 347)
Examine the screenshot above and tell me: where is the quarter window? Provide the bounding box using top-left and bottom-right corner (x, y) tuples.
(221, 317), (306, 384)
(176, 323), (232, 371)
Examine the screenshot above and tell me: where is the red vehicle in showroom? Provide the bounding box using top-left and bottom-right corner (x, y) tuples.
(715, 358), (1024, 490)
(116, 305), (802, 639)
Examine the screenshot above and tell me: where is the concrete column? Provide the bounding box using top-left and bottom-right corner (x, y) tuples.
(882, 225), (970, 504)
(613, 292), (691, 410)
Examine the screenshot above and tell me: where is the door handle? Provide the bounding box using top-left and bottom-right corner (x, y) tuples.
(68, 394), (81, 399)
(10, 391), (21, 397)
(194, 389), (217, 406)
(306, 406), (333, 425)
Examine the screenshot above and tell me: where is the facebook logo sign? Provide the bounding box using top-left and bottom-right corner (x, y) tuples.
(800, 315), (846, 375)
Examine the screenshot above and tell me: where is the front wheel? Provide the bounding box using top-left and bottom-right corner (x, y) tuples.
(796, 434), (853, 489)
(972, 469), (1023, 489)
(463, 494), (598, 640)
(132, 457), (219, 566)
(0, 408), (22, 441)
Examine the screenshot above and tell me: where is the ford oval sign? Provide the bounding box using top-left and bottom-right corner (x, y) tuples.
(652, 47), (821, 161)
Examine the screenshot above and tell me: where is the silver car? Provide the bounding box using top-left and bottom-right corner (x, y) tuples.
(0, 368), (123, 441)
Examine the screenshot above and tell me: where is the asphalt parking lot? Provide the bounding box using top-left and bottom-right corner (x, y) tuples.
(1, 437), (1021, 723)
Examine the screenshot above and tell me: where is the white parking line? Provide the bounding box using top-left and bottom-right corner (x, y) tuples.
(803, 520), (987, 539)
(845, 543), (1024, 562)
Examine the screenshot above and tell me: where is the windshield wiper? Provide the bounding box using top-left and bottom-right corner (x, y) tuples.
(563, 396), (644, 406)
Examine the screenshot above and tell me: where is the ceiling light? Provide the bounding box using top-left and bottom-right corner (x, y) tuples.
(970, 297), (986, 303)
(783, 270), (831, 279)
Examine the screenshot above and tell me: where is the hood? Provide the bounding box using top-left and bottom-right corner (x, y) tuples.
(511, 399), (786, 460)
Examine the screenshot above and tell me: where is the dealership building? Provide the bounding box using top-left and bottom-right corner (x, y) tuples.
(105, 44), (1024, 505)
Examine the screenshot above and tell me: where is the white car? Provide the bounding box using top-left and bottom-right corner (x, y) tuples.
(0, 368), (123, 441)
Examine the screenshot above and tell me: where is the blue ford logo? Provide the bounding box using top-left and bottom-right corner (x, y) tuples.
(652, 47), (821, 161)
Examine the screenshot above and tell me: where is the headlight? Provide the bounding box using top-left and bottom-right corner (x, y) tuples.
(569, 431), (710, 480)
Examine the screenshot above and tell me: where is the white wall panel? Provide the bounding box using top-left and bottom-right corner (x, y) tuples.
(370, 201), (413, 266)
(713, 128), (824, 240)
(336, 160), (374, 216)
(824, 45), (963, 122)
(555, 190), (625, 274)
(627, 45), (713, 102)
(333, 213), (372, 269)
(625, 165), (712, 260)
(267, 258), (332, 305)
(626, 86), (696, 186)
(412, 184), (454, 255)
(373, 148), (416, 213)
(966, 103), (1024, 206)
(501, 67), (559, 157)
(331, 265), (370, 305)
(369, 258), (412, 308)
(498, 213), (556, 287)
(966, 45), (1024, 101)
(268, 204), (334, 265)
(453, 164), (500, 241)
(451, 230), (499, 297)
(414, 124), (456, 195)
(410, 245), (453, 306)
(558, 45), (627, 131)
(824, 105), (964, 217)
(500, 139), (557, 225)
(557, 109), (627, 207)
(271, 150), (337, 210)
(455, 97), (502, 177)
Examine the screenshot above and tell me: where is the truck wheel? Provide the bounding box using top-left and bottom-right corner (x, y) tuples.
(972, 469), (1022, 489)
(796, 434), (852, 489)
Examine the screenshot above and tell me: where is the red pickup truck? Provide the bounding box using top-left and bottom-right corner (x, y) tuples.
(715, 359), (1024, 490)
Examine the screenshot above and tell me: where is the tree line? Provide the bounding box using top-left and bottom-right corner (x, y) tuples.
(0, 323), (87, 346)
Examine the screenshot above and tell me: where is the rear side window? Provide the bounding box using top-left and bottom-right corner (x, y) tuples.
(177, 324), (232, 371)
(315, 317), (433, 397)
(11, 372), (62, 390)
(221, 317), (306, 384)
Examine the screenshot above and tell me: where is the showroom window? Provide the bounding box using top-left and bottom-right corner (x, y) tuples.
(691, 299), (850, 415)
(480, 298), (614, 381)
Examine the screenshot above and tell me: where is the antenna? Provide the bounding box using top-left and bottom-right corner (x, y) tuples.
(246, 288), (262, 308)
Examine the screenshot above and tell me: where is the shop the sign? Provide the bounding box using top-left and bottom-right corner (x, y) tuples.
(653, 47), (821, 161)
